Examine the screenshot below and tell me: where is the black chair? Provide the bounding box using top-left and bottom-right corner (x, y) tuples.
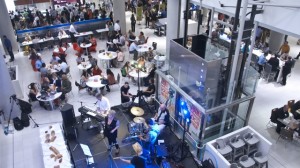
(266, 108), (278, 128)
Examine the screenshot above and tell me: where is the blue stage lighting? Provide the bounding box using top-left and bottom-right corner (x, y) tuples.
(181, 101), (185, 106)
(186, 118), (190, 123)
(183, 109), (188, 115)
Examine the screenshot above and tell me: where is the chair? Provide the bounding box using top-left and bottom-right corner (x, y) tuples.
(109, 74), (121, 90)
(229, 135), (246, 161)
(152, 42), (157, 50)
(89, 41), (97, 52)
(262, 63), (276, 82)
(239, 155), (255, 168)
(253, 152), (268, 168)
(266, 108), (278, 128)
(72, 43), (83, 55)
(243, 133), (259, 155)
(65, 66), (72, 79)
(80, 144), (97, 167)
(216, 139), (233, 162)
(276, 127), (294, 147)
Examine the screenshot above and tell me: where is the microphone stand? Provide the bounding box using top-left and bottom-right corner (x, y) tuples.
(4, 95), (18, 135)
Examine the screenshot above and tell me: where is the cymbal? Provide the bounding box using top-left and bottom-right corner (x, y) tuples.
(131, 106), (144, 116)
(133, 117), (145, 123)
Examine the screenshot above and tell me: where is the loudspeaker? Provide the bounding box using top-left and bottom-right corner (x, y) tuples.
(21, 113), (30, 127)
(18, 99), (32, 114)
(60, 103), (76, 128)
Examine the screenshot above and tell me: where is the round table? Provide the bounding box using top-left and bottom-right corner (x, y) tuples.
(46, 64), (59, 74)
(98, 51), (118, 68)
(77, 62), (92, 70)
(80, 43), (92, 55)
(53, 47), (66, 53)
(137, 44), (152, 53)
(36, 92), (62, 110)
(86, 75), (106, 88)
(129, 70), (149, 78)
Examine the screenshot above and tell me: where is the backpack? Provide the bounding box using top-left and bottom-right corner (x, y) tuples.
(121, 67), (127, 77)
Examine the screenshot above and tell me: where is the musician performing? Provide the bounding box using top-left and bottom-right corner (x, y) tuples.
(120, 142), (146, 168)
(89, 93), (110, 129)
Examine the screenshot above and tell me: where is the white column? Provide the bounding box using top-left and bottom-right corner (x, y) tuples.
(0, 0), (18, 52)
(166, 0), (180, 59)
(179, 0), (187, 37)
(268, 30), (285, 53)
(113, 0), (126, 35)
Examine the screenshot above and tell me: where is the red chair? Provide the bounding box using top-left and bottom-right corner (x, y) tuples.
(31, 59), (37, 71)
(72, 43), (83, 56)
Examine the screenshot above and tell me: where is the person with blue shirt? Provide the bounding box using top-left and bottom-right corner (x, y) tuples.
(257, 52), (267, 75)
(35, 56), (44, 71)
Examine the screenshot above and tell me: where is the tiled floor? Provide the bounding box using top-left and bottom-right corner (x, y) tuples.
(1, 11), (300, 168)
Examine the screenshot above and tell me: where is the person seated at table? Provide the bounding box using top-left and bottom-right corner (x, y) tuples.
(77, 36), (85, 46)
(75, 70), (90, 91)
(129, 41), (138, 60)
(28, 82), (46, 109)
(51, 73), (62, 92)
(118, 33), (126, 47)
(105, 69), (116, 92)
(50, 54), (61, 64)
(146, 47), (154, 62)
(276, 105), (290, 133)
(41, 76), (51, 91)
(25, 34), (32, 42)
(58, 60), (68, 74)
(58, 29), (67, 37)
(138, 31), (146, 44)
(108, 43), (117, 52)
(254, 39), (263, 49)
(137, 56), (146, 68)
(45, 30), (52, 39)
(291, 101), (300, 120)
(35, 56), (44, 71)
(61, 74), (72, 101)
(120, 82), (132, 103)
(92, 65), (102, 76)
(113, 49), (124, 67)
(89, 35), (97, 52)
(132, 78), (155, 102)
(144, 64), (156, 87)
(257, 52), (267, 75)
(40, 63), (49, 77)
(76, 54), (84, 65)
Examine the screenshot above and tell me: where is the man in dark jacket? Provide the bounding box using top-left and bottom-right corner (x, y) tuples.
(276, 105), (289, 133)
(281, 56), (294, 86)
(268, 54), (279, 72)
(3, 36), (14, 61)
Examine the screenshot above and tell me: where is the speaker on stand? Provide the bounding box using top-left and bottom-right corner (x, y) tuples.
(60, 103), (77, 141)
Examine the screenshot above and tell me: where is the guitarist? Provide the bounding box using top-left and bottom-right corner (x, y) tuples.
(120, 142), (146, 168)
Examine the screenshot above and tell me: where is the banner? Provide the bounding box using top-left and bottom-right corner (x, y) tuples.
(136, 7), (143, 21)
(160, 78), (176, 117)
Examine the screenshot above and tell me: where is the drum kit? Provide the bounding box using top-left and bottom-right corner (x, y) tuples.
(127, 117), (145, 136)
(130, 106), (144, 116)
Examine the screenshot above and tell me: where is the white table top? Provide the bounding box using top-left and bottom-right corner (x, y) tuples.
(74, 31), (93, 37)
(80, 43), (92, 48)
(137, 44), (152, 53)
(36, 92), (62, 102)
(129, 70), (149, 78)
(39, 123), (72, 168)
(53, 47), (66, 53)
(86, 75), (106, 88)
(154, 55), (166, 61)
(21, 41), (33, 46)
(58, 35), (70, 39)
(43, 37), (55, 42)
(98, 51), (117, 60)
(78, 62), (92, 70)
(96, 28), (109, 33)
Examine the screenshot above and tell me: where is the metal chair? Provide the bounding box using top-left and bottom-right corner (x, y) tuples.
(243, 133), (259, 155)
(262, 63), (276, 82)
(216, 139), (233, 162)
(253, 151), (268, 168)
(229, 135), (246, 161)
(239, 155), (255, 168)
(276, 127), (294, 147)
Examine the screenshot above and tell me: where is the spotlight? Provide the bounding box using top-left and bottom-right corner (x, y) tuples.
(181, 101), (185, 106)
(183, 109), (188, 115)
(186, 118), (190, 123)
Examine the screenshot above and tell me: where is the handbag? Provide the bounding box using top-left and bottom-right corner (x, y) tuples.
(101, 79), (109, 85)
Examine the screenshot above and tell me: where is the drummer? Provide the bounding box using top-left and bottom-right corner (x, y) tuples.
(139, 119), (161, 155)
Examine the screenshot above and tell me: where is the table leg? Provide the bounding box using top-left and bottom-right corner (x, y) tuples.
(107, 60), (110, 69)
(49, 101), (54, 110)
(85, 48), (88, 55)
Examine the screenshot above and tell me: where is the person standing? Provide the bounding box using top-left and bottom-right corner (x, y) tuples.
(121, 142), (146, 168)
(281, 56), (293, 86)
(144, 9), (150, 28)
(121, 82), (132, 103)
(131, 14), (136, 32)
(90, 93), (110, 128)
(104, 110), (120, 154)
(3, 36), (14, 61)
(69, 23), (78, 43)
(278, 41), (290, 55)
